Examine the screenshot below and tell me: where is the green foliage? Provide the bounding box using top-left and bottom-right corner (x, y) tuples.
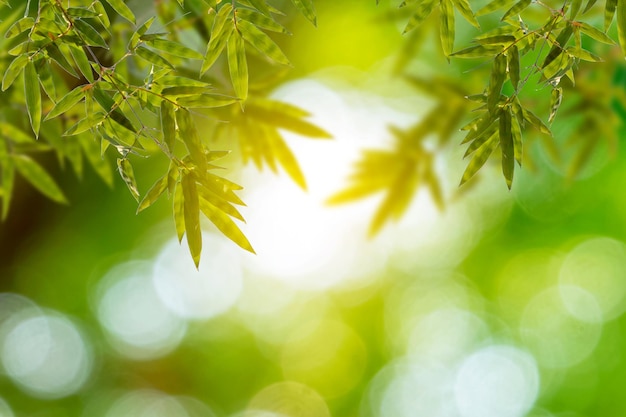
(1, 0), (625, 263)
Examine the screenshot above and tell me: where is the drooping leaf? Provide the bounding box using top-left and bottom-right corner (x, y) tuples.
(137, 174), (168, 213)
(499, 107), (514, 189)
(605, 0), (618, 30)
(160, 100), (176, 152)
(236, 9), (289, 33)
(24, 60), (41, 138)
(487, 53), (507, 112)
(143, 38), (204, 59)
(227, 30), (248, 100)
(135, 46), (174, 69)
(199, 196), (255, 253)
(508, 45), (520, 90)
(403, 0), (437, 34)
(176, 108), (207, 169)
(290, 0), (317, 26)
(2, 54), (29, 91)
(74, 19), (108, 48)
(451, 0), (480, 28)
(117, 158), (140, 202)
(182, 173), (202, 268)
(501, 0), (532, 22)
(460, 131), (499, 185)
(440, 0), (455, 57)
(201, 3), (234, 74)
(549, 86), (563, 123)
(173, 179), (185, 243)
(12, 154), (68, 203)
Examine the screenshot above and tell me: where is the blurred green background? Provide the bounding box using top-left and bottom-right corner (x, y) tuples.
(2, 1), (626, 416)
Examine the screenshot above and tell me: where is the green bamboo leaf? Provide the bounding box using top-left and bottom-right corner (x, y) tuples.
(227, 31), (248, 100)
(567, 46), (603, 62)
(45, 85), (87, 120)
(34, 59), (56, 102)
(176, 108), (207, 169)
(440, 0), (455, 57)
(46, 44), (80, 78)
(451, 44), (502, 58)
(487, 54), (507, 112)
(403, 0), (437, 34)
(290, 0), (316, 26)
(570, 0), (582, 19)
(605, 0), (618, 30)
(5, 17), (35, 38)
(199, 196), (255, 253)
(74, 19), (108, 48)
(173, 179), (185, 243)
(67, 44), (94, 82)
(508, 45), (520, 90)
(24, 60), (41, 138)
(93, 1), (111, 27)
(476, 0), (515, 16)
(176, 94), (238, 108)
(63, 112), (106, 135)
(135, 46), (174, 68)
(144, 38), (204, 59)
(501, 0), (531, 22)
(499, 108), (514, 189)
(542, 25), (573, 69)
(511, 109), (522, 166)
(460, 131), (499, 185)
(451, 0), (480, 28)
(618, 0), (626, 56)
(201, 3), (234, 74)
(160, 100), (176, 152)
(67, 7), (101, 18)
(549, 86), (563, 123)
(117, 158), (140, 202)
(464, 124), (498, 157)
(236, 9), (289, 33)
(103, 0), (136, 23)
(1, 160), (14, 220)
(182, 173), (202, 268)
(161, 86), (213, 96)
(2, 54), (29, 91)
(246, 99), (331, 138)
(237, 19), (291, 65)
(579, 22), (615, 44)
(522, 108), (551, 135)
(0, 122), (36, 144)
(197, 187), (245, 222)
(12, 154), (68, 203)
(247, 0), (272, 16)
(584, 0), (599, 13)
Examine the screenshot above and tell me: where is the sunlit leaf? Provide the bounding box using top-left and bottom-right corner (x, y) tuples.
(403, 0), (437, 34)
(136, 46), (174, 69)
(227, 31), (248, 101)
(460, 131), (499, 185)
(236, 8), (289, 33)
(487, 54), (507, 112)
(45, 85), (87, 120)
(549, 86), (563, 123)
(201, 3), (234, 74)
(451, 0), (479, 28)
(74, 19), (108, 48)
(237, 19), (291, 66)
(2, 54), (29, 91)
(181, 173), (202, 268)
(137, 174), (168, 213)
(103, 0), (136, 24)
(199, 196), (255, 253)
(499, 107), (514, 189)
(501, 0), (531, 22)
(160, 100), (176, 152)
(144, 38), (204, 59)
(173, 179), (185, 243)
(290, 0), (317, 26)
(176, 108), (207, 169)
(476, 0), (515, 16)
(440, 0), (455, 57)
(618, 0), (626, 56)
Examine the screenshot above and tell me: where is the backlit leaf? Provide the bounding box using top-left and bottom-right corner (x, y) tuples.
(117, 158), (140, 202)
(499, 107), (514, 189)
(440, 0), (455, 57)
(173, 179), (185, 242)
(199, 197), (255, 253)
(201, 3), (234, 74)
(74, 19), (108, 48)
(137, 174), (168, 213)
(45, 85), (86, 120)
(182, 173), (202, 268)
(103, 0), (136, 24)
(237, 19), (291, 66)
(460, 131), (499, 185)
(227, 31), (248, 100)
(290, 0), (317, 26)
(403, 0), (437, 34)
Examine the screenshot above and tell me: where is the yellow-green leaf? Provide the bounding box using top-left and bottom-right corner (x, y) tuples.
(24, 60), (41, 138)
(403, 0), (437, 33)
(440, 0), (455, 57)
(290, 0), (317, 26)
(173, 179), (185, 243)
(117, 158), (140, 202)
(499, 108), (514, 189)
(160, 100), (176, 152)
(487, 54), (507, 112)
(12, 154), (67, 203)
(137, 174), (168, 213)
(176, 108), (207, 169)
(451, 0), (479, 28)
(227, 31), (248, 101)
(2, 54), (29, 91)
(45, 85), (86, 120)
(182, 173), (202, 268)
(618, 0), (626, 56)
(144, 38), (203, 59)
(605, 0), (618, 30)
(136, 46), (174, 69)
(201, 3), (234, 74)
(199, 197), (255, 253)
(460, 131), (499, 185)
(103, 0), (136, 24)
(237, 19), (291, 65)
(549, 86), (563, 123)
(74, 19), (108, 48)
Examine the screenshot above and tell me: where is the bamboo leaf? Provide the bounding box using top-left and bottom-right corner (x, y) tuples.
(173, 179), (185, 243)
(451, 0), (480, 28)
(487, 54), (507, 112)
(605, 0), (618, 30)
(403, 0), (437, 34)
(24, 60), (41, 138)
(176, 108), (207, 169)
(182, 173), (202, 268)
(460, 131), (499, 185)
(103, 0), (136, 24)
(508, 45), (520, 90)
(67, 44), (94, 82)
(45, 85), (87, 120)
(199, 196), (255, 253)
(227, 31), (248, 100)
(476, 0), (515, 16)
(499, 108), (514, 189)
(440, 0), (455, 57)
(135, 46), (174, 69)
(137, 174), (168, 213)
(579, 22), (616, 44)
(570, 0), (582, 19)
(549, 86), (563, 123)
(176, 94), (238, 108)
(74, 19), (108, 48)
(266, 127), (307, 189)
(618, 0), (626, 56)
(501, 0), (531, 22)
(290, 0), (317, 26)
(2, 54), (29, 91)
(144, 38), (204, 59)
(117, 158), (140, 202)
(236, 8), (289, 33)
(201, 3), (234, 74)
(160, 100), (176, 152)
(12, 154), (68, 203)
(237, 19), (291, 66)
